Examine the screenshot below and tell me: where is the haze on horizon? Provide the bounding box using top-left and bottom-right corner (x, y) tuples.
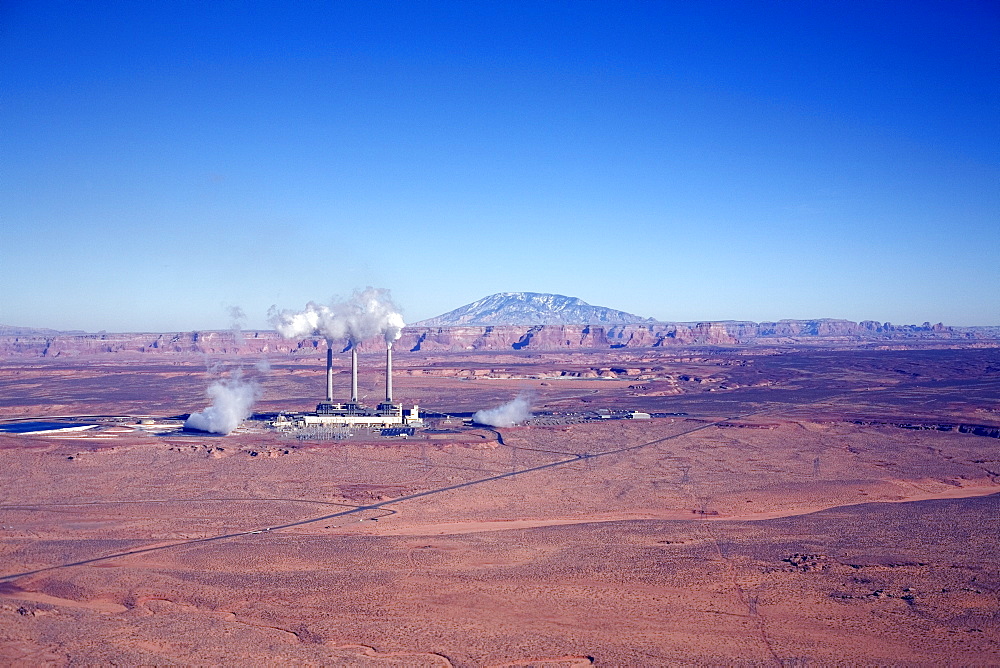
(2, 1), (997, 332)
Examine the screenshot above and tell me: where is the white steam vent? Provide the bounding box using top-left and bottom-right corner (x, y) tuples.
(185, 369), (262, 435)
(473, 395), (532, 427)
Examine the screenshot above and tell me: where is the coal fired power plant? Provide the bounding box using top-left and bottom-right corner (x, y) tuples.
(299, 340), (421, 428)
(267, 289), (421, 432)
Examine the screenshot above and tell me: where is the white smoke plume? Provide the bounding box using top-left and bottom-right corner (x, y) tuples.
(228, 306), (247, 346)
(473, 394), (533, 427)
(355, 287), (405, 344)
(268, 287), (405, 346)
(185, 369), (262, 435)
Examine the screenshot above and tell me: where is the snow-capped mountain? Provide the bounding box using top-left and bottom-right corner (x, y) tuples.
(413, 292), (654, 326)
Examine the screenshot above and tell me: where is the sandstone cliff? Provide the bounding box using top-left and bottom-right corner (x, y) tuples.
(0, 320), (994, 358)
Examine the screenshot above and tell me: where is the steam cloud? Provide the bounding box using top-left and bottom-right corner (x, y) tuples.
(228, 306), (247, 346)
(185, 369), (262, 435)
(268, 287), (405, 346)
(473, 395), (532, 427)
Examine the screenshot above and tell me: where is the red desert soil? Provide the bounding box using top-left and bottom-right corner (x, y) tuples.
(1, 344), (999, 664)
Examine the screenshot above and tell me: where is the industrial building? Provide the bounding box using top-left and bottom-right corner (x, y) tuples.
(290, 342), (422, 429)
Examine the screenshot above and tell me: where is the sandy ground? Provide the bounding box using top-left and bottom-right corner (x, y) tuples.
(1, 345), (999, 664)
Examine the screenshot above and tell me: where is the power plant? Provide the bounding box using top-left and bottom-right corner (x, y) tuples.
(265, 289), (421, 432)
(295, 341), (422, 428)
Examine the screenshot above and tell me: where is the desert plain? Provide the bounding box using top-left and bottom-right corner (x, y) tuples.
(1, 343), (1000, 665)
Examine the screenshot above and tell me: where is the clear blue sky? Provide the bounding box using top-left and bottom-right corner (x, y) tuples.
(2, 0), (998, 331)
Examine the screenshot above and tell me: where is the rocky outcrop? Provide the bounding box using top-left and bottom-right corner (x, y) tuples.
(0, 330), (309, 358)
(0, 320), (995, 358)
(849, 420), (1000, 439)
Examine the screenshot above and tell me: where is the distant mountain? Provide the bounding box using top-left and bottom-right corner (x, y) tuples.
(0, 324), (87, 336)
(413, 292), (654, 326)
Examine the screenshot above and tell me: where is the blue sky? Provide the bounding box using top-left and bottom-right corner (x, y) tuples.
(2, 0), (998, 331)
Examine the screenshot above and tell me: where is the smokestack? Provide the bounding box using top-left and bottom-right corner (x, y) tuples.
(326, 345), (333, 402)
(351, 345), (358, 403)
(386, 343), (393, 402)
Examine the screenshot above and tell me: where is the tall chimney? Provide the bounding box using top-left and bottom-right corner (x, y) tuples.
(326, 345), (334, 402)
(385, 343), (393, 402)
(351, 345), (359, 403)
